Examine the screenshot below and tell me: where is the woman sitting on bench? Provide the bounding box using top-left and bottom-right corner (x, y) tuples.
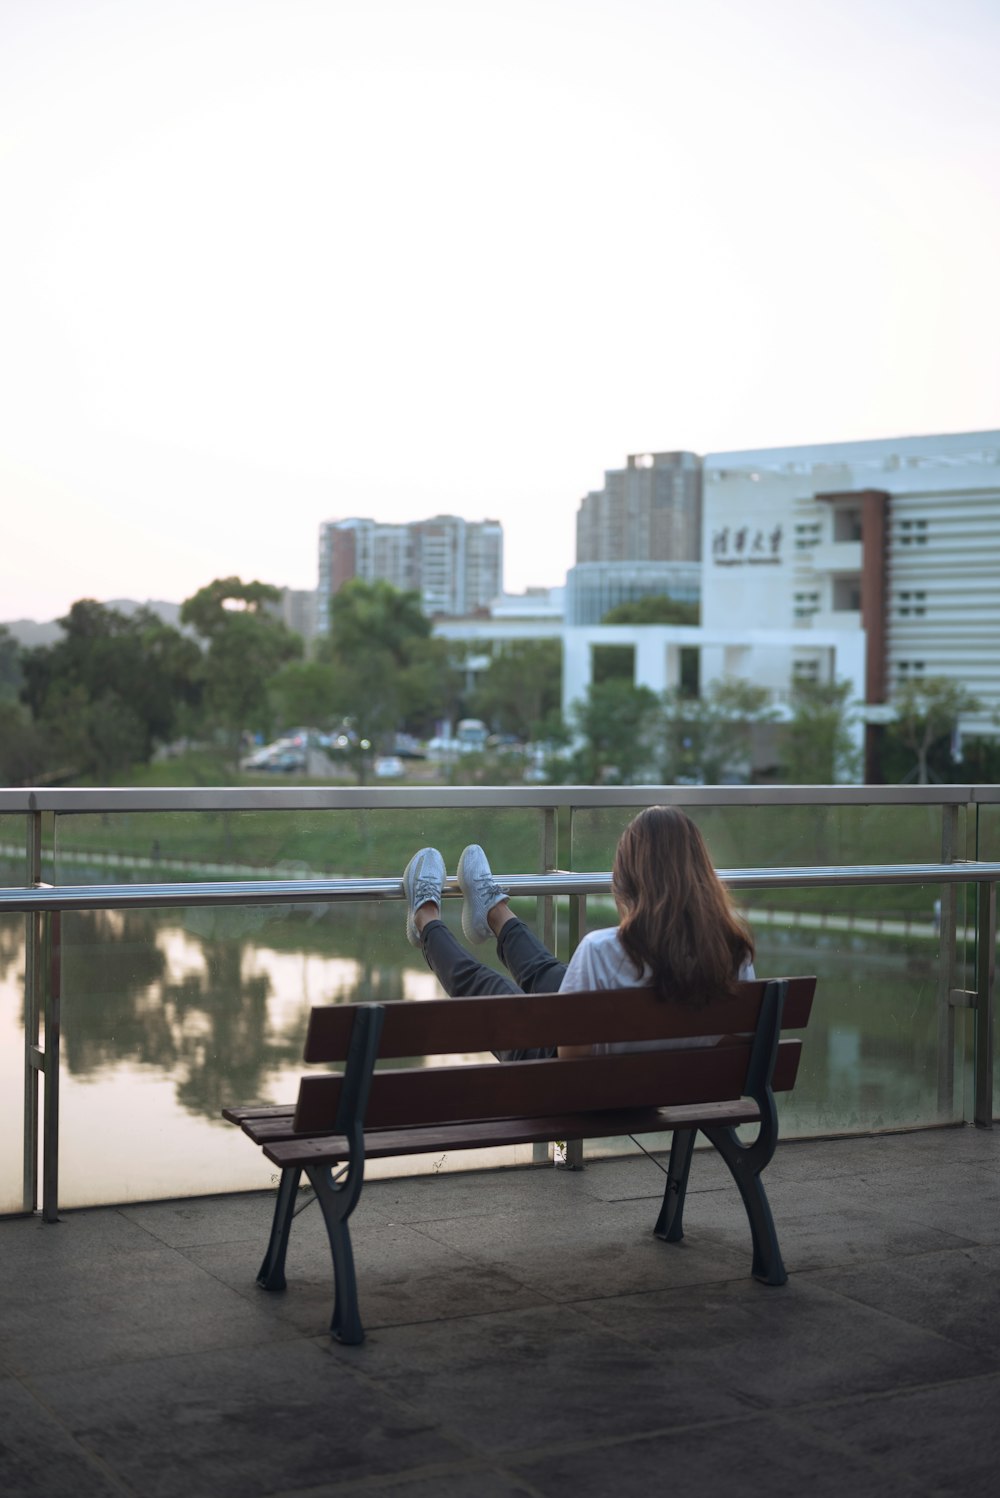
(403, 804), (754, 1060)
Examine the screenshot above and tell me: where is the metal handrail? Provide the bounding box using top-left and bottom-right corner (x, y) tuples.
(3, 860), (1000, 912)
(4, 782), (1000, 811)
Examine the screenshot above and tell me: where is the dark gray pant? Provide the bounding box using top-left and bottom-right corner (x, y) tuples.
(419, 917), (565, 1060)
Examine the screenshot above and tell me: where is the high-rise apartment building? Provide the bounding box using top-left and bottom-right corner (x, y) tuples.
(575, 451), (702, 563)
(317, 515), (503, 631)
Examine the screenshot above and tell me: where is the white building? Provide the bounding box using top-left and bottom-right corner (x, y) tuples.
(702, 431), (1000, 764)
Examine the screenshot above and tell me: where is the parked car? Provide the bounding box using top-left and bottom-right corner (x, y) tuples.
(241, 737), (307, 773)
(374, 755), (405, 779)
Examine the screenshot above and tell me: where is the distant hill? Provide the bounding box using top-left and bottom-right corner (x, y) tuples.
(2, 599), (185, 648)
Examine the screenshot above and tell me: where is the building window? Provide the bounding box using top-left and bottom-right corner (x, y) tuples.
(833, 508), (862, 542)
(794, 521), (822, 551)
(897, 590), (927, 617)
(794, 590), (820, 619)
(832, 579), (861, 612)
(899, 519), (929, 546)
(793, 659), (820, 681)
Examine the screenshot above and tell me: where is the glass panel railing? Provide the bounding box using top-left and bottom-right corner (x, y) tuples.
(52, 802), (551, 884)
(0, 816), (30, 886)
(977, 799), (1000, 1120)
(0, 912), (25, 1213)
(2, 788), (993, 1211)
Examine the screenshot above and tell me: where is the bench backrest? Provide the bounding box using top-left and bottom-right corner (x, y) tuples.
(292, 977), (816, 1134)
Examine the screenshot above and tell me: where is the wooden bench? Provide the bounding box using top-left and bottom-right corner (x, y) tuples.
(224, 975), (816, 1344)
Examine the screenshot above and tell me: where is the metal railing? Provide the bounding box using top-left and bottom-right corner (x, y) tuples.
(2, 783), (998, 1220)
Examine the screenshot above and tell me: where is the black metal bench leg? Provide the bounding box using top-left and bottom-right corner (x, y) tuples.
(257, 1166), (302, 1291)
(307, 1164), (365, 1345)
(654, 1128), (696, 1242)
(704, 1126), (787, 1286)
(329, 1222), (363, 1345)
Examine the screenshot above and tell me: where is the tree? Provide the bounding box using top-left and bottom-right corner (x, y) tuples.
(180, 578), (302, 757)
(565, 679), (663, 784)
(0, 626), (23, 700)
(602, 596), (699, 626)
(888, 676), (983, 785)
(269, 660), (340, 732)
(782, 678), (861, 784)
(316, 581), (460, 779)
(19, 600), (203, 780)
(0, 699), (46, 786)
(662, 677), (776, 784)
(469, 639), (562, 741)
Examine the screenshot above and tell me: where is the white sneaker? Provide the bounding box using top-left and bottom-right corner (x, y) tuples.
(402, 847), (446, 947)
(457, 844), (508, 944)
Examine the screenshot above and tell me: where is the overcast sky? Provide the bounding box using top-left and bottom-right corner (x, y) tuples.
(2, 0), (999, 621)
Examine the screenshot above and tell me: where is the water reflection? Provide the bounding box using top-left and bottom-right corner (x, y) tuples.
(54, 903), (442, 1121)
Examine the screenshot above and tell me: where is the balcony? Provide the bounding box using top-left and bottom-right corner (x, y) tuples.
(1, 783), (998, 1493)
(809, 607), (862, 633)
(809, 540), (863, 574)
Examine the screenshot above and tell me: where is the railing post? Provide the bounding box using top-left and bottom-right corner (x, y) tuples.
(936, 804), (960, 1117)
(561, 801), (584, 1171)
(40, 910), (63, 1220)
(534, 806), (560, 1165)
(22, 810), (43, 1213)
(974, 880), (996, 1129)
(540, 805), (558, 953)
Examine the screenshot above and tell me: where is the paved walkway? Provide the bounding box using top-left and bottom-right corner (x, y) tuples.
(2, 1126), (999, 1497)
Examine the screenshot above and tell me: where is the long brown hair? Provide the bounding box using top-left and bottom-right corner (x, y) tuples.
(613, 805), (754, 1005)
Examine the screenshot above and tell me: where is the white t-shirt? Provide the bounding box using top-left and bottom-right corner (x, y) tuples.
(557, 925), (755, 1052)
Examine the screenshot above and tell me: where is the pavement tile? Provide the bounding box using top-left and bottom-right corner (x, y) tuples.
(571, 1273), (995, 1407)
(120, 1192), (285, 1248)
(0, 1207), (168, 1268)
(413, 1191), (750, 1299)
(801, 1373), (1000, 1498)
(25, 1338), (462, 1498)
(0, 1376), (128, 1498)
(676, 1187), (978, 1273)
(352, 1302), (753, 1453)
(509, 1413), (933, 1498)
(187, 1216), (550, 1334)
(363, 1164), (596, 1223)
(0, 1245), (295, 1376)
(807, 1244), (1000, 1360)
(271, 1464), (537, 1497)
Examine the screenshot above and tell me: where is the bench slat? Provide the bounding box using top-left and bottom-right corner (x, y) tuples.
(292, 1038), (801, 1133)
(244, 1093), (763, 1149)
(303, 978), (816, 1062)
(222, 1104), (295, 1126)
(263, 1097), (765, 1169)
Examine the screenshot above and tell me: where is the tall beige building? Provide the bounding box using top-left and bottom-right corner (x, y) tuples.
(569, 451), (703, 623)
(317, 515), (503, 631)
(575, 451), (702, 563)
